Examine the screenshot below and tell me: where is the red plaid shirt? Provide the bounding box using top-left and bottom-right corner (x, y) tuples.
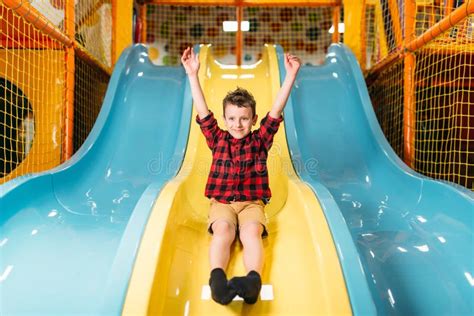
(196, 111), (283, 204)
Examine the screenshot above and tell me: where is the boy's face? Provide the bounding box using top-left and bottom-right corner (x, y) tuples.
(223, 103), (257, 139)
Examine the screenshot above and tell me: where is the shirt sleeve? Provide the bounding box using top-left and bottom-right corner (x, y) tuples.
(196, 111), (223, 150)
(257, 112), (284, 151)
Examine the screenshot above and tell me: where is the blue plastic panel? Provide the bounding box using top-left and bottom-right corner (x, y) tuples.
(282, 44), (474, 315)
(0, 45), (192, 315)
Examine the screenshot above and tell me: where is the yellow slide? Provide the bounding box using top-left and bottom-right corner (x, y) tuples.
(122, 45), (351, 315)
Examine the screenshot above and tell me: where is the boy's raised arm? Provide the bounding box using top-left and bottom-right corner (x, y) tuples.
(181, 47), (210, 119)
(269, 53), (301, 119)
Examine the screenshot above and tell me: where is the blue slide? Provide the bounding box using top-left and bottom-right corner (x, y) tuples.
(0, 45), (191, 315)
(281, 44), (474, 315)
(2, 43), (472, 315)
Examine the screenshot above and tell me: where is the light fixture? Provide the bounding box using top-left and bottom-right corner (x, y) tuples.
(329, 22), (345, 34)
(223, 21), (250, 32)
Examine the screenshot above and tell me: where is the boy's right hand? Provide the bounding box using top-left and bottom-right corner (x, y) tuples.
(181, 47), (200, 75)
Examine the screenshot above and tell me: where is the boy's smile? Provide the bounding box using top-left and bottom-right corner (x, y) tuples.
(223, 103), (258, 139)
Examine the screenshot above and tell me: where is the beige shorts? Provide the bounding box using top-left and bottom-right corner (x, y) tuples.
(208, 199), (268, 238)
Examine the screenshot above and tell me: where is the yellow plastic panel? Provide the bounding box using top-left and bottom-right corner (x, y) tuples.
(343, 1), (363, 63)
(122, 45), (351, 315)
(112, 0), (133, 65)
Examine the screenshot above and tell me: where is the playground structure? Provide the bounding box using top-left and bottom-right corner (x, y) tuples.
(1, 1), (473, 315)
(359, 0), (474, 190)
(0, 0), (132, 183)
(1, 0), (472, 190)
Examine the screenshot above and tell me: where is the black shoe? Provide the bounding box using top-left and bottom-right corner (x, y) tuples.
(209, 268), (237, 305)
(228, 271), (262, 304)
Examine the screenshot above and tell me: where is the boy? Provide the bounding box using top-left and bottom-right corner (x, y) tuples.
(181, 47), (301, 305)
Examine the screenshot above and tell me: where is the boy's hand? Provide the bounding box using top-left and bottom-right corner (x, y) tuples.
(181, 46), (210, 118)
(181, 47), (200, 75)
(284, 53), (301, 78)
(269, 53), (301, 118)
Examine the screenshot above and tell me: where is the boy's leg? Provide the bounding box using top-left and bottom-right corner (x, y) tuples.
(228, 201), (266, 304)
(228, 222), (263, 304)
(208, 200), (238, 305)
(209, 222), (237, 305)
(239, 222), (264, 274)
(209, 220), (236, 270)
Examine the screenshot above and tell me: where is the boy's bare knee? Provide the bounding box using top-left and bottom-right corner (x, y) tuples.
(211, 220), (236, 238)
(239, 222), (263, 243)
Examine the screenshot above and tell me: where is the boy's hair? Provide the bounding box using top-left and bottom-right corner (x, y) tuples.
(222, 87), (256, 117)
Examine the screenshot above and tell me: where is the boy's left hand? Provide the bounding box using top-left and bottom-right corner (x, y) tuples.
(284, 53), (301, 77)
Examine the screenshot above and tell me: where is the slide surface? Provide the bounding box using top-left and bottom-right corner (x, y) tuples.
(0, 45), (192, 315)
(283, 44), (474, 315)
(123, 45), (360, 315)
(4, 43), (469, 316)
